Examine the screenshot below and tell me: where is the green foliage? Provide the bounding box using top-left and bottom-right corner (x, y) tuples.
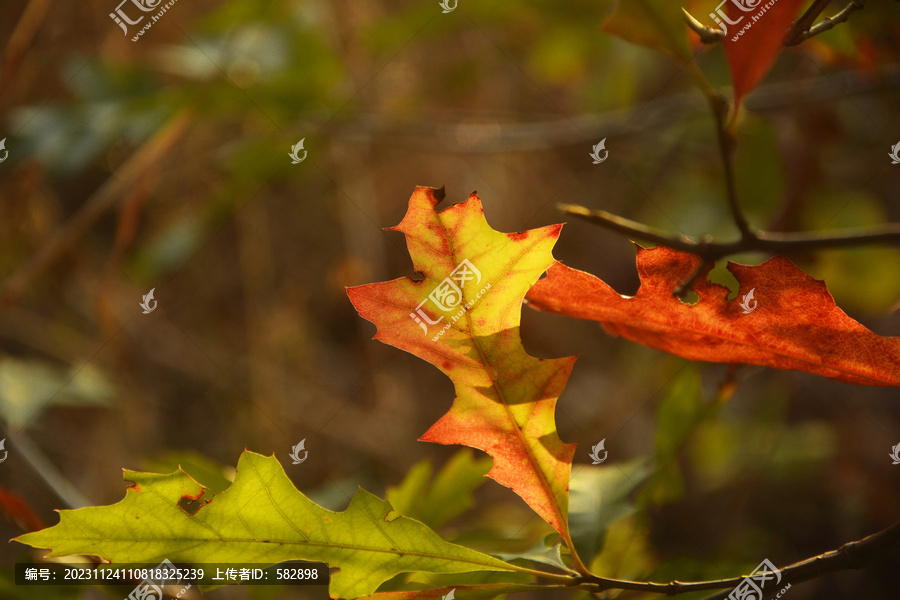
(387, 449), (492, 530)
(16, 452), (520, 599)
(568, 459), (650, 563)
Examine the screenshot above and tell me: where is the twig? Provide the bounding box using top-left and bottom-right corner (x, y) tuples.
(326, 67), (900, 152)
(783, 0), (832, 45)
(683, 0), (865, 47)
(709, 94), (752, 240)
(785, 0), (865, 46)
(558, 203), (900, 282)
(682, 8), (724, 44)
(571, 520), (900, 595)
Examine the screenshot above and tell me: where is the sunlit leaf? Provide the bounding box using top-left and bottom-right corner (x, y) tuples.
(348, 186), (578, 542)
(15, 451), (518, 599)
(526, 246), (900, 386)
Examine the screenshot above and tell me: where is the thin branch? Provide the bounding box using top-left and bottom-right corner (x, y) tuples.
(783, 0), (832, 45)
(683, 0), (865, 48)
(570, 520), (900, 595)
(710, 94), (753, 240)
(785, 0), (865, 46)
(326, 66), (900, 152)
(559, 203), (900, 258)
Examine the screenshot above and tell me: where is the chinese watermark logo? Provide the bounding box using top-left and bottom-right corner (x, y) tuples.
(289, 439), (308, 464)
(126, 559), (191, 600)
(110, 0), (180, 41)
(588, 439), (607, 464)
(439, 0), (457, 13)
(289, 139), (307, 164)
(410, 259), (491, 340)
(0, 439), (7, 464)
(727, 558), (790, 600)
(140, 288), (157, 314)
(0, 138), (8, 163)
(709, 0), (779, 41)
(442, 589), (456, 600)
(739, 288), (757, 314)
(889, 141), (900, 165)
(590, 138), (608, 164)
(890, 443), (900, 465)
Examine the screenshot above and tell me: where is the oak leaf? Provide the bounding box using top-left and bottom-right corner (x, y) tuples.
(15, 451), (518, 599)
(525, 246), (900, 387)
(347, 186), (577, 543)
(722, 0), (807, 106)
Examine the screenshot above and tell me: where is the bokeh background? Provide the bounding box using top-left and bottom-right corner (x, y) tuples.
(1, 0), (899, 598)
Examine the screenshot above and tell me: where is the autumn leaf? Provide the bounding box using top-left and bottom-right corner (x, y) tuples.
(602, 0), (692, 63)
(15, 451), (519, 600)
(525, 246), (900, 387)
(347, 186), (579, 549)
(0, 485), (46, 533)
(721, 0), (807, 106)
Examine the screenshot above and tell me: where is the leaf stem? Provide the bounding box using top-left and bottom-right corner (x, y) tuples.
(492, 520), (900, 596)
(569, 519), (900, 595)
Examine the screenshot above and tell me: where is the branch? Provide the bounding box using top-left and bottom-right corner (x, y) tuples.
(557, 203), (900, 289)
(784, 0), (865, 46)
(683, 0), (865, 47)
(570, 520), (900, 595)
(709, 93), (752, 240)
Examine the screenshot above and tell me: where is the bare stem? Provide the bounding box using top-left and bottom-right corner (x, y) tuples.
(785, 0), (865, 46)
(558, 203), (900, 290)
(568, 520), (900, 595)
(683, 0), (866, 47)
(710, 94), (753, 240)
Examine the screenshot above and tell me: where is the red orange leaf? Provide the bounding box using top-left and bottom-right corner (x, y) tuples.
(526, 246), (900, 387)
(347, 186), (577, 544)
(721, 0), (807, 106)
(0, 485), (46, 533)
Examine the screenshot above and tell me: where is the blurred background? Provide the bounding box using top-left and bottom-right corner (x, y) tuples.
(0, 0), (899, 598)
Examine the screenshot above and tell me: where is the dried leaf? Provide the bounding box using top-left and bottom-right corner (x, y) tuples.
(526, 246), (900, 386)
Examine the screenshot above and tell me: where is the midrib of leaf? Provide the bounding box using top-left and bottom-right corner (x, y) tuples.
(432, 218), (572, 547)
(75, 535), (522, 568)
